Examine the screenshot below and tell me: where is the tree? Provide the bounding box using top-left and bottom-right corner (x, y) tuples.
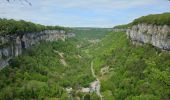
(6, 0), (32, 6)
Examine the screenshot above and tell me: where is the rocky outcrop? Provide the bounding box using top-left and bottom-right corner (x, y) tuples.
(126, 24), (170, 50)
(113, 28), (127, 32)
(0, 30), (74, 69)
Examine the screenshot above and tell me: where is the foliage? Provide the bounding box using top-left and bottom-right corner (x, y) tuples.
(132, 13), (170, 25)
(0, 18), (66, 35)
(89, 32), (170, 100)
(113, 24), (132, 29)
(0, 27), (169, 99)
(0, 38), (95, 99)
(72, 28), (112, 40)
(114, 13), (170, 29)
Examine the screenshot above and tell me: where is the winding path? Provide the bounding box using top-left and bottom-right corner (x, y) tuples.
(54, 50), (68, 66)
(91, 61), (103, 100)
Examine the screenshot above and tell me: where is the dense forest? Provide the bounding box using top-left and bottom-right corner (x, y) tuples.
(89, 32), (170, 100)
(0, 39), (95, 99)
(0, 28), (111, 99)
(0, 26), (169, 99)
(0, 18), (66, 35)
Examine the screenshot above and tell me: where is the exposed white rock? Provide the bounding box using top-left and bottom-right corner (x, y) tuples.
(66, 87), (73, 94)
(126, 24), (170, 50)
(101, 66), (110, 76)
(113, 28), (127, 32)
(90, 80), (99, 92)
(81, 88), (90, 93)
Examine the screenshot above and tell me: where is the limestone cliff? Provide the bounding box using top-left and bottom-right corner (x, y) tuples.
(112, 28), (127, 32)
(126, 24), (170, 50)
(0, 30), (74, 69)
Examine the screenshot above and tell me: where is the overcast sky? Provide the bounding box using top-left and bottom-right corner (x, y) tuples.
(0, 0), (170, 27)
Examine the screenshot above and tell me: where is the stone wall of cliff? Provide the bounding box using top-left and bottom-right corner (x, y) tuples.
(126, 24), (170, 51)
(112, 28), (127, 32)
(0, 30), (73, 69)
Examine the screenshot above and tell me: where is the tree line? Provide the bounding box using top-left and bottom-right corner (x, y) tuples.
(114, 13), (170, 29)
(0, 18), (66, 36)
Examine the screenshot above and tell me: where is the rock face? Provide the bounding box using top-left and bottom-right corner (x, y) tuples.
(126, 24), (170, 50)
(113, 28), (127, 32)
(0, 30), (73, 69)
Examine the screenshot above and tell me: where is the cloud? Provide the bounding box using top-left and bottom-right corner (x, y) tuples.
(0, 0), (170, 27)
(36, 0), (156, 12)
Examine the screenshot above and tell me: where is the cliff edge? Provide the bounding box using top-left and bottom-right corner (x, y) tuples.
(126, 24), (170, 50)
(114, 13), (170, 51)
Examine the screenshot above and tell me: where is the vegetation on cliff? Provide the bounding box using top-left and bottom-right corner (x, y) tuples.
(132, 13), (170, 25)
(0, 18), (66, 35)
(113, 24), (132, 29)
(114, 13), (170, 29)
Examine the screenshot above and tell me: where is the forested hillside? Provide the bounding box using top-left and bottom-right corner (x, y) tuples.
(0, 28), (111, 99)
(0, 27), (169, 99)
(132, 13), (170, 25)
(0, 19), (65, 35)
(89, 32), (170, 100)
(113, 13), (170, 29)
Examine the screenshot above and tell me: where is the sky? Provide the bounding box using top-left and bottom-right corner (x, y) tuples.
(0, 0), (170, 27)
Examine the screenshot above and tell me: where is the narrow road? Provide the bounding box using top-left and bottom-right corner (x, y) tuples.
(91, 61), (103, 100)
